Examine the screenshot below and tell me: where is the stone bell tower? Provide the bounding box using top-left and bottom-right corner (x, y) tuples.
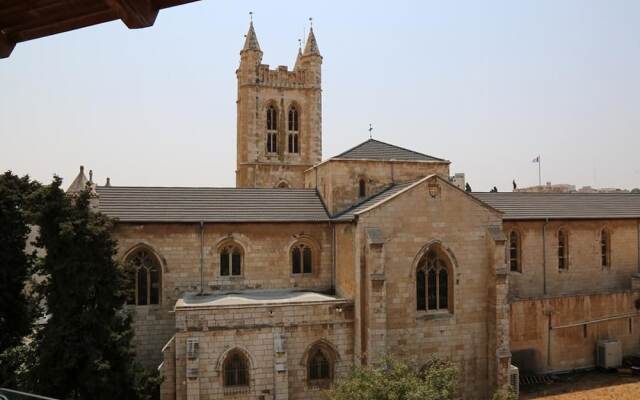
(235, 21), (322, 188)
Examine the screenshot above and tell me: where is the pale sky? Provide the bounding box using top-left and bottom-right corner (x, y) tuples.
(1, 0), (639, 192)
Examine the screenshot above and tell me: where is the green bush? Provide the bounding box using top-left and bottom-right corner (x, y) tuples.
(327, 357), (457, 400)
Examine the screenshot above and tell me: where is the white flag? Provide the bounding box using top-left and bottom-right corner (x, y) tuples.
(532, 156), (540, 163)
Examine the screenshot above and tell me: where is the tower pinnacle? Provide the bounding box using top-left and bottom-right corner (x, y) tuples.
(242, 18), (261, 52)
(303, 19), (320, 56)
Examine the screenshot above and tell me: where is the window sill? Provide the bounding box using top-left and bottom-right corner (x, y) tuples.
(416, 311), (453, 321)
(223, 386), (250, 396)
(307, 379), (332, 390)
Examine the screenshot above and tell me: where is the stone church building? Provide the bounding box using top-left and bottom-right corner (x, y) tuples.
(72, 22), (640, 400)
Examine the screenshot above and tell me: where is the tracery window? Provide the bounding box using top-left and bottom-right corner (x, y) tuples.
(126, 249), (161, 306)
(287, 106), (299, 154)
(266, 105), (278, 154)
(509, 231), (521, 272)
(600, 229), (611, 268)
(292, 242), (313, 274)
(416, 249), (450, 311)
(223, 351), (249, 387)
(308, 348), (331, 381)
(558, 229), (568, 270)
(220, 243), (243, 277)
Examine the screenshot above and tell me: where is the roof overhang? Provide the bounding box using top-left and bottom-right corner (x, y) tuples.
(1, 0), (200, 59)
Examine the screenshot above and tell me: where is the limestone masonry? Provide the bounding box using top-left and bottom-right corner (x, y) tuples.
(73, 21), (640, 400)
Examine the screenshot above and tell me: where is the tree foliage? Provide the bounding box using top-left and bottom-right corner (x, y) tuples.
(327, 357), (457, 400)
(0, 172), (39, 386)
(25, 177), (159, 399)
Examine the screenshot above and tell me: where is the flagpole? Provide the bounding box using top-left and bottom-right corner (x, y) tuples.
(538, 156), (542, 186)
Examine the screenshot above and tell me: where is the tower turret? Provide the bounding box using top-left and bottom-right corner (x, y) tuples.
(237, 21), (263, 85)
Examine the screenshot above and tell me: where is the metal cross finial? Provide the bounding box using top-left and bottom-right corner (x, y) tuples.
(309, 17), (313, 28)
(368, 123), (373, 139)
(298, 38), (302, 49)
(249, 11), (253, 22)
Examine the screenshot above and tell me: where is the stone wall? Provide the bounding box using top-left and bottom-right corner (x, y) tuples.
(165, 300), (354, 400)
(304, 159), (450, 215)
(504, 219), (640, 299)
(510, 291), (640, 373)
(354, 177), (508, 399)
(114, 221), (333, 368)
(334, 223), (356, 299)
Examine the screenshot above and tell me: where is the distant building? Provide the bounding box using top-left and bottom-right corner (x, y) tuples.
(516, 181), (630, 193)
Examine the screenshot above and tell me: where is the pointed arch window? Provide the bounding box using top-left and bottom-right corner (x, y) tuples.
(223, 351), (249, 387)
(292, 242), (313, 274)
(220, 243), (243, 277)
(558, 229), (568, 270)
(416, 249), (451, 311)
(287, 106), (299, 153)
(306, 344), (335, 387)
(126, 249), (161, 305)
(600, 229), (611, 268)
(266, 105), (278, 154)
(509, 231), (521, 272)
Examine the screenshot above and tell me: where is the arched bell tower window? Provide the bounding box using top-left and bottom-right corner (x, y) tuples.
(416, 248), (452, 312)
(126, 248), (162, 306)
(266, 105), (278, 154)
(287, 106), (299, 154)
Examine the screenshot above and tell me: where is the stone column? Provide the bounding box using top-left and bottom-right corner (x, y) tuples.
(365, 227), (387, 365)
(272, 329), (289, 400)
(486, 226), (511, 395)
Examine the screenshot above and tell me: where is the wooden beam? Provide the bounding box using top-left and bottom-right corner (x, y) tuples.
(104, 0), (158, 29)
(0, 31), (15, 58)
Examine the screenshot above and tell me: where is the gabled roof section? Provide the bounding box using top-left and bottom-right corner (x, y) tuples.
(332, 180), (419, 222)
(332, 175), (501, 222)
(331, 139), (447, 162)
(474, 192), (640, 220)
(95, 186), (330, 223)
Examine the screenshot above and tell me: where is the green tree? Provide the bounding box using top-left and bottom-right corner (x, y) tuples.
(28, 177), (159, 399)
(0, 171), (39, 387)
(327, 357), (457, 400)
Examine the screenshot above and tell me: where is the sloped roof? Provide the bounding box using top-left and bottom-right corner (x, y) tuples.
(473, 192), (640, 220)
(95, 186), (330, 223)
(331, 139), (446, 162)
(332, 181), (418, 222)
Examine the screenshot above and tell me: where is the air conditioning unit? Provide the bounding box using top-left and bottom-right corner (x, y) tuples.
(597, 339), (622, 369)
(186, 338), (199, 360)
(509, 364), (519, 397)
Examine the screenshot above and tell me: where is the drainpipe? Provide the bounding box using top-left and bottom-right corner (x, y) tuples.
(199, 221), (205, 295)
(637, 219), (640, 273)
(543, 218), (549, 296)
(331, 222), (337, 294)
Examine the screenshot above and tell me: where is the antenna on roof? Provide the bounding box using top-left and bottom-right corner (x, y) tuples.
(368, 123), (373, 139)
